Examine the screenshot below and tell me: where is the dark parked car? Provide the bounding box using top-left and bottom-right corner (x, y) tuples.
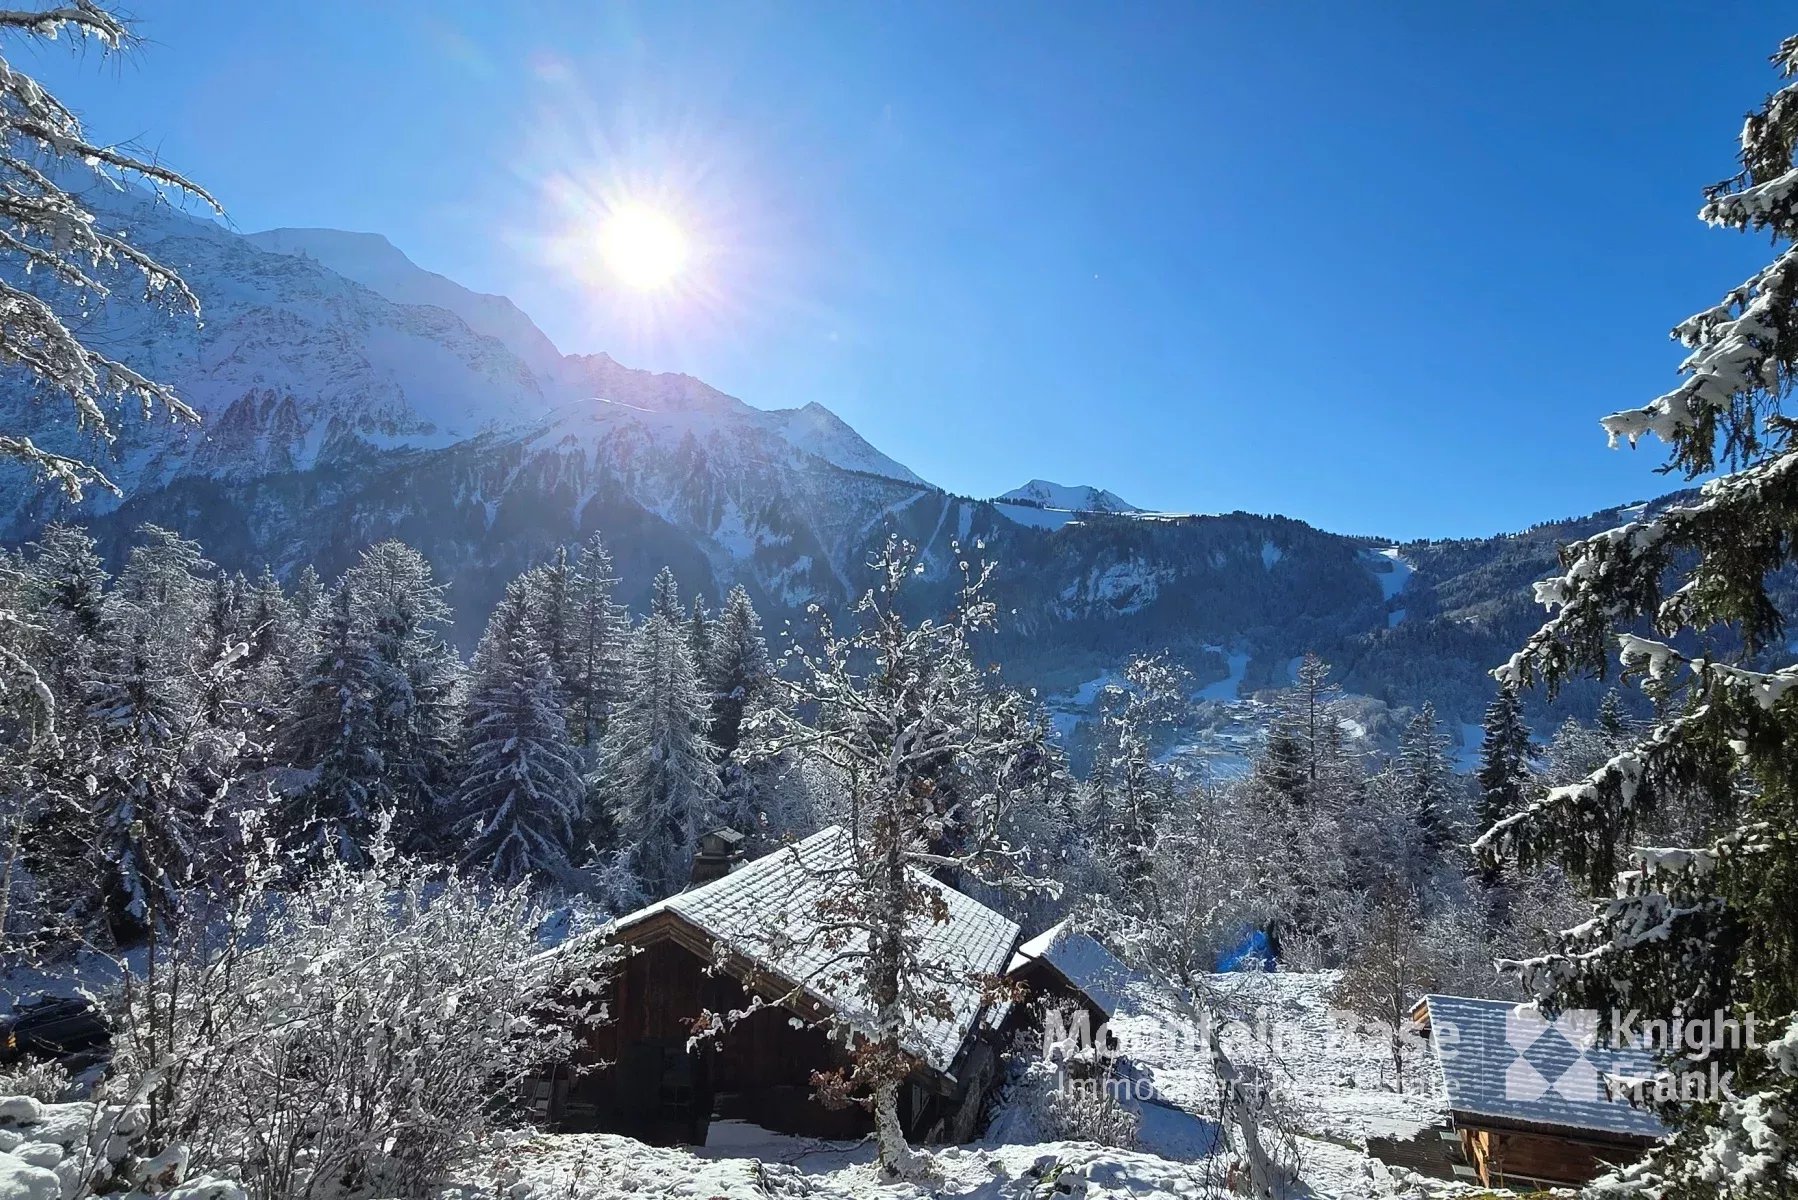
(0, 995), (109, 1067)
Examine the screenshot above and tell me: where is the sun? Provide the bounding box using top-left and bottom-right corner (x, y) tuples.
(598, 202), (690, 290)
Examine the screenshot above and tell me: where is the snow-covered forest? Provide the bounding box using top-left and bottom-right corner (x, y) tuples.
(4, 5), (1798, 1200)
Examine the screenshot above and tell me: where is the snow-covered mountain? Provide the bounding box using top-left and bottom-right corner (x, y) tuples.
(998, 479), (1141, 513)
(0, 183), (1661, 735)
(245, 227), (568, 384)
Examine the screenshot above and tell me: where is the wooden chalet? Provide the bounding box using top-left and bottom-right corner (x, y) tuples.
(1406, 994), (1666, 1190)
(1002, 918), (1132, 1033)
(531, 826), (1022, 1147)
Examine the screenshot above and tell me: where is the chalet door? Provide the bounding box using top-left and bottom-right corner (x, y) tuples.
(617, 1038), (713, 1146)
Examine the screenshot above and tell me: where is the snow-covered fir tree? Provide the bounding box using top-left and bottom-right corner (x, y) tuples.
(18, 523), (111, 726)
(1085, 654), (1185, 893)
(454, 581), (585, 885)
(649, 565), (682, 623)
(289, 563), (325, 628)
(687, 593), (712, 676)
(564, 534), (628, 748)
(519, 547), (579, 704)
(1474, 682), (1534, 833)
(239, 566), (306, 732)
(1480, 34), (1798, 1195)
(704, 583), (772, 757)
(1395, 701), (1456, 855)
(599, 605), (717, 898)
(280, 542), (460, 861)
(77, 539), (257, 935)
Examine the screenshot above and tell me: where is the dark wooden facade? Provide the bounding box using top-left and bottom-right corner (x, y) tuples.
(1004, 957), (1111, 1035)
(534, 909), (999, 1146)
(1455, 1118), (1655, 1190)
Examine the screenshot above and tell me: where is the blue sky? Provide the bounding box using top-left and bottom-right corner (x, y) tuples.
(24, 2), (1792, 539)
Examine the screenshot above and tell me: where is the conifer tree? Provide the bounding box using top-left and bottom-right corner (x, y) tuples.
(79, 552), (254, 935)
(1480, 36), (1798, 1194)
(704, 584), (772, 757)
(599, 608), (717, 897)
(650, 566), (682, 624)
(565, 534), (628, 747)
(1288, 650), (1345, 786)
(20, 523), (111, 717)
(687, 594), (713, 678)
(281, 542), (460, 860)
(1596, 686), (1632, 742)
(241, 567), (304, 723)
(454, 581), (584, 885)
(1396, 702), (1456, 854)
(290, 564), (325, 628)
(195, 572), (247, 727)
(114, 525), (210, 640)
(0, 3), (220, 499)
(520, 548), (578, 702)
(1089, 654), (1185, 891)
(1474, 683), (1533, 833)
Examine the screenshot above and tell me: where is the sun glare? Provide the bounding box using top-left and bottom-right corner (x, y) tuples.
(598, 202), (690, 290)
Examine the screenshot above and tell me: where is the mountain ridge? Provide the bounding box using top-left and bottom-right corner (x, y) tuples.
(0, 184), (1693, 738)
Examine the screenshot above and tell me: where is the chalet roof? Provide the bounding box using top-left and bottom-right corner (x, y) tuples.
(609, 826), (1021, 1078)
(1416, 994), (1668, 1142)
(1005, 918), (1133, 1018)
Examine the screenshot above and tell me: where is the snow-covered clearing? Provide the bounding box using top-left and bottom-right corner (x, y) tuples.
(1195, 651), (1250, 702)
(1367, 548), (1414, 602)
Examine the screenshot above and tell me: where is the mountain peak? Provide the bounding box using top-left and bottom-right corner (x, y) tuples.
(246, 226), (565, 378)
(999, 479), (1140, 513)
(767, 401), (930, 487)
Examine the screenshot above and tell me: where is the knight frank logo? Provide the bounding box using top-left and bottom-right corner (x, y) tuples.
(1503, 1005), (1603, 1103)
(1499, 1004), (1760, 1104)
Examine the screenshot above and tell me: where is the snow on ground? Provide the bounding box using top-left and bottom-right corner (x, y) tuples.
(434, 969), (1447, 1200)
(0, 1095), (243, 1200)
(1367, 548), (1414, 603)
(1195, 651), (1250, 702)
(1097, 970), (1445, 1196)
(993, 500), (1080, 531)
(454, 1128), (1235, 1200)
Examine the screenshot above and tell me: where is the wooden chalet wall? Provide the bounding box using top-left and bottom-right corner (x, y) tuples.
(545, 932), (870, 1144)
(1005, 958), (1109, 1034)
(1459, 1124), (1652, 1189)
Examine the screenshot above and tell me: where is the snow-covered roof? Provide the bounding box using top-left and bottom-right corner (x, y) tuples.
(1418, 995), (1667, 1141)
(1005, 919), (1134, 1018)
(609, 826), (1021, 1078)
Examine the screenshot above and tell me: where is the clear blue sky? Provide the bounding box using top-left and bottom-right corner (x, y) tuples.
(23, 2), (1793, 539)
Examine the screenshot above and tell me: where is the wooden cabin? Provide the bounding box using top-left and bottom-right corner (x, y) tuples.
(531, 826), (1021, 1147)
(1002, 918), (1131, 1036)
(1407, 994), (1666, 1190)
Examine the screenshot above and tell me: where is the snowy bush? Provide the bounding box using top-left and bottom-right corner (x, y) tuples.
(104, 846), (596, 1200)
(0, 1061), (72, 1104)
(991, 1038), (1141, 1151)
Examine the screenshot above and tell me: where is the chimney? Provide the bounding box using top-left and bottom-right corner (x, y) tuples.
(690, 828), (747, 884)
